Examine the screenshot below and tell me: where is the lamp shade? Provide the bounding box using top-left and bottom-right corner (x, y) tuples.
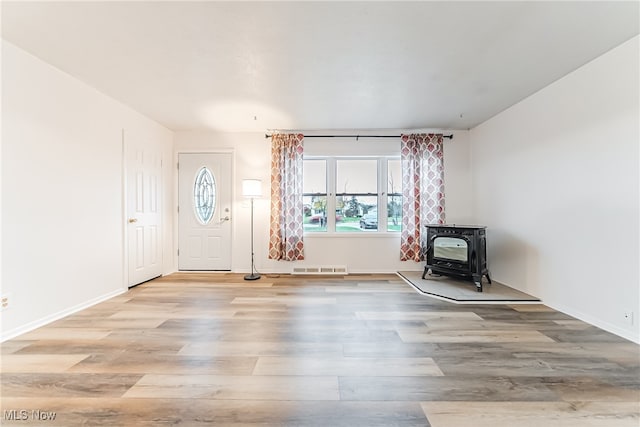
(242, 179), (262, 198)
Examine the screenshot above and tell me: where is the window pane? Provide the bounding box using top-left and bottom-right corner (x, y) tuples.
(387, 159), (402, 232)
(303, 159), (326, 193)
(303, 160), (327, 232)
(387, 159), (402, 195)
(387, 195), (402, 232)
(303, 195), (327, 232)
(193, 167), (216, 225)
(336, 159), (377, 194)
(336, 195), (377, 232)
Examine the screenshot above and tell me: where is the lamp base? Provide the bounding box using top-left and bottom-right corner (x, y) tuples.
(244, 273), (261, 281)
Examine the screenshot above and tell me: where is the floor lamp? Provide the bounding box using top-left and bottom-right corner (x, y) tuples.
(242, 179), (262, 281)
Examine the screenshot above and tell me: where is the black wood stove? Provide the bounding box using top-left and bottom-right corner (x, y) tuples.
(422, 225), (491, 292)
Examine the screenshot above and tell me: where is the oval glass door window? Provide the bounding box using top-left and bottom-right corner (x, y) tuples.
(193, 167), (216, 224)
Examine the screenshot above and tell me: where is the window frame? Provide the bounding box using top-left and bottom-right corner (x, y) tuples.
(302, 156), (401, 235)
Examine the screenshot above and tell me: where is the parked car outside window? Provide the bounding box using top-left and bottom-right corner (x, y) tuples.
(359, 211), (378, 230)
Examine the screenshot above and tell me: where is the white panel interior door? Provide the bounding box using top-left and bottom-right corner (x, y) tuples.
(178, 153), (232, 270)
(127, 137), (163, 287)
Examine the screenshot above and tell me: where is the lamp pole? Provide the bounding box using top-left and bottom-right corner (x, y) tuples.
(244, 195), (260, 281)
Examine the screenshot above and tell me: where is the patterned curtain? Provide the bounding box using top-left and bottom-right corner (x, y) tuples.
(400, 133), (446, 262)
(268, 133), (305, 261)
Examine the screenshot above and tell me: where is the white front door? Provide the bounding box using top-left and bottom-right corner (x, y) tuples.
(126, 137), (163, 287)
(178, 153), (232, 270)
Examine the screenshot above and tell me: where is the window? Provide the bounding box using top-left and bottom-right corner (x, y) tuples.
(303, 159), (327, 232)
(302, 157), (401, 233)
(387, 159), (402, 232)
(337, 159), (378, 232)
(193, 166), (216, 224)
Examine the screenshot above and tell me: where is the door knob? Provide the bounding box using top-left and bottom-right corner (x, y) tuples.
(128, 218), (138, 223)
(221, 216), (230, 222)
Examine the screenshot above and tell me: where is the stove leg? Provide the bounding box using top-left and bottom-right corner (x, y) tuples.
(473, 274), (483, 292)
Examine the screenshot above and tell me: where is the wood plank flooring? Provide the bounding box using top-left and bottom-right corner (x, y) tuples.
(1, 273), (639, 426)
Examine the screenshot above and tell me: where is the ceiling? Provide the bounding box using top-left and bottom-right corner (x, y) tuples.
(2, 1), (638, 132)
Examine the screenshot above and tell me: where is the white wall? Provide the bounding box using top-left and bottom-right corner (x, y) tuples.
(470, 36), (639, 343)
(1, 41), (173, 340)
(174, 130), (472, 274)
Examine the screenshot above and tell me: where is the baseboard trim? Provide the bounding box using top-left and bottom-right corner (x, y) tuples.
(544, 300), (640, 345)
(1, 288), (127, 342)
(472, 276), (639, 344)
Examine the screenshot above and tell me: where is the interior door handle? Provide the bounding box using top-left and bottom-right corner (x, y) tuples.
(128, 218), (138, 223)
(221, 216), (230, 222)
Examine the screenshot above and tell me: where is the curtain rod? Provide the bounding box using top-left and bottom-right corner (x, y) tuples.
(264, 134), (454, 140)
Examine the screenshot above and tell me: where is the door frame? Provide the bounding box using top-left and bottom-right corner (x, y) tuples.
(174, 149), (235, 272)
(121, 130), (127, 290)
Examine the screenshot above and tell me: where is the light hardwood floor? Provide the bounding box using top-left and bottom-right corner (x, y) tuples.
(1, 273), (639, 426)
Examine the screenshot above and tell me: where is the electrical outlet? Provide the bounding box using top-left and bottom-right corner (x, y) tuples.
(0, 294), (9, 312)
(623, 310), (634, 325)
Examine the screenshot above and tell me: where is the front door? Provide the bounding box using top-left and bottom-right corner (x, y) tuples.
(126, 137), (163, 287)
(178, 153), (232, 270)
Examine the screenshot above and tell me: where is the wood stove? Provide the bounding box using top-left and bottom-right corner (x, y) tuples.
(422, 225), (491, 292)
